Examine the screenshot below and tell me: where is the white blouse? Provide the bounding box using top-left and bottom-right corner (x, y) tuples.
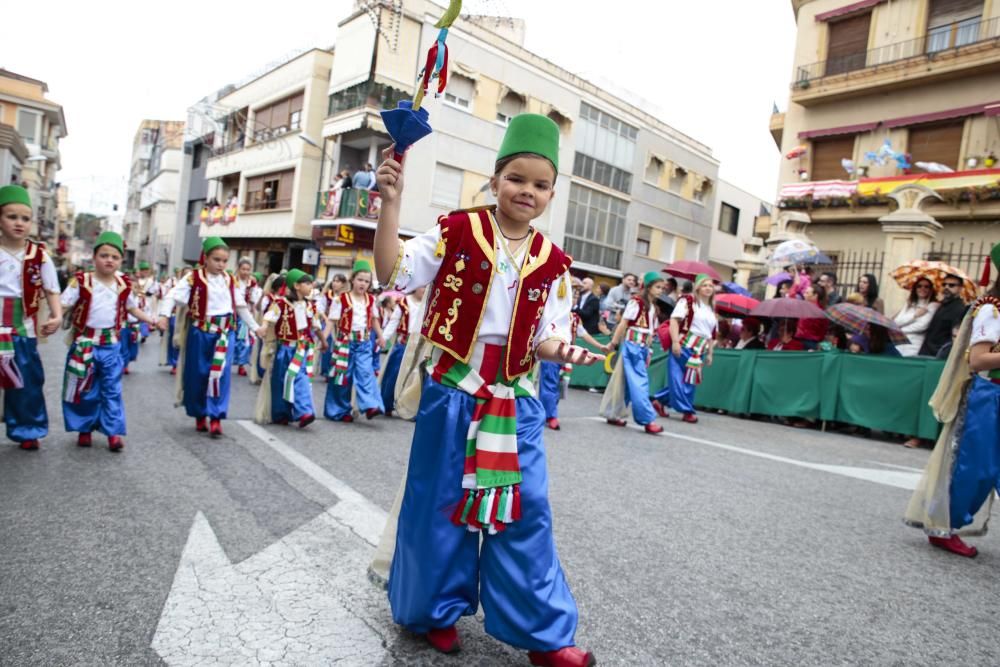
(671, 296), (718, 340)
(60, 277), (139, 330)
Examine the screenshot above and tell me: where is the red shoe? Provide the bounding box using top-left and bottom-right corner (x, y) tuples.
(274, 418), (289, 426)
(77, 432), (92, 448)
(19, 439), (39, 451)
(209, 419), (223, 438)
(170, 366), (177, 376)
(528, 646), (596, 667)
(196, 417), (208, 432)
(652, 399), (669, 419)
(606, 418), (626, 427)
(108, 436), (124, 452)
(298, 414), (315, 428)
(929, 534), (978, 558)
(682, 413), (698, 424)
(123, 367), (130, 375)
(644, 423), (664, 434)
(546, 417), (561, 430)
(238, 366), (247, 377)
(425, 625), (460, 654)
(365, 407), (380, 420)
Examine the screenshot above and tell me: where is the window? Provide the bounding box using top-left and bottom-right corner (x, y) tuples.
(496, 91), (524, 126)
(573, 153), (632, 194)
(635, 224), (652, 256)
(246, 169), (294, 211)
(16, 109), (42, 145)
(432, 163), (463, 208)
(577, 102), (636, 173)
(658, 234), (676, 263)
(719, 203), (740, 235)
(564, 183), (628, 269)
(810, 134), (856, 181)
(191, 144), (204, 170)
(253, 92), (304, 141)
(927, 0), (983, 52)
(669, 165), (686, 193)
(908, 121), (964, 170)
(824, 12), (872, 75)
(187, 199), (205, 226)
(683, 239), (701, 261)
(444, 74), (475, 109)
(645, 156), (663, 184)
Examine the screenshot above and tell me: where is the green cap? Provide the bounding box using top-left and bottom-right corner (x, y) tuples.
(138, 261), (150, 270)
(202, 236), (228, 255)
(93, 231), (124, 255)
(694, 273), (714, 288)
(992, 242), (1000, 270)
(0, 185), (31, 209)
(643, 271), (664, 287)
(286, 268), (314, 285)
(496, 114), (560, 171)
(252, 271), (263, 283)
(352, 259), (372, 274)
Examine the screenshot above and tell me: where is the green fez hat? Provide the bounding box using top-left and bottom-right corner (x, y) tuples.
(252, 271), (263, 283)
(93, 231), (124, 255)
(352, 259), (372, 274)
(285, 268), (314, 285)
(138, 261), (150, 270)
(496, 114), (560, 171)
(694, 273), (714, 288)
(643, 271), (664, 287)
(0, 185), (32, 209)
(992, 242), (1000, 270)
(202, 236), (228, 254)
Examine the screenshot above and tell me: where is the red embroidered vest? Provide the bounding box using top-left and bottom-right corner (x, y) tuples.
(337, 292), (375, 339)
(241, 277), (258, 306)
(421, 207), (572, 381)
(70, 272), (131, 333)
(273, 297), (317, 343)
(22, 240), (47, 321)
(187, 269), (236, 322)
(626, 296), (652, 329)
(676, 294), (696, 335)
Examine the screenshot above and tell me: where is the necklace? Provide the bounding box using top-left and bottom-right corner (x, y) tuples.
(499, 227), (531, 241)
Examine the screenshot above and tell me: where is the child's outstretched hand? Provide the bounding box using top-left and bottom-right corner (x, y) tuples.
(377, 146), (404, 203)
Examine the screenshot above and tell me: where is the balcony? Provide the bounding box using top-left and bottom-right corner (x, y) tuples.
(315, 188), (381, 221)
(792, 16), (1000, 106)
(770, 112), (785, 149)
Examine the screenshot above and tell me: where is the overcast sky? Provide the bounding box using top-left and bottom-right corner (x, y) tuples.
(3, 0), (796, 215)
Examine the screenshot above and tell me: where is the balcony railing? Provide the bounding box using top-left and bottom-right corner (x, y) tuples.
(328, 80), (410, 117)
(315, 188), (381, 220)
(795, 15), (1000, 86)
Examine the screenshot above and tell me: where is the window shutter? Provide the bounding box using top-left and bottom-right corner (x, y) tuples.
(271, 99), (290, 129)
(448, 75), (475, 103)
(908, 121), (964, 169)
(255, 105), (272, 131)
(432, 164), (463, 208)
(810, 135), (856, 181)
(928, 0), (982, 28)
(278, 170), (295, 205)
(289, 93), (304, 114)
(825, 13), (872, 75)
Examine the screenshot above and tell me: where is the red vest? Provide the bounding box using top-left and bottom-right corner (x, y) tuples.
(337, 291), (375, 338)
(241, 277), (258, 306)
(625, 296), (652, 329)
(70, 272), (131, 333)
(187, 269), (236, 322)
(22, 240), (48, 321)
(421, 207), (572, 381)
(273, 297), (318, 343)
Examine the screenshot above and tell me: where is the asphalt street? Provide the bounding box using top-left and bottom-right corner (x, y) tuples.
(1, 334), (999, 666)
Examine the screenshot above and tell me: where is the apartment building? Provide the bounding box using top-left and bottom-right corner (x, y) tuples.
(124, 120), (185, 271)
(707, 181), (772, 285)
(772, 0), (1000, 311)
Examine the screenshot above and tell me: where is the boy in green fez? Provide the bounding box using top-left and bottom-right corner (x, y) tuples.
(370, 114), (601, 666)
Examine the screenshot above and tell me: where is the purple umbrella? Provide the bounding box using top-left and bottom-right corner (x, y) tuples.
(750, 298), (826, 319)
(766, 272), (792, 286)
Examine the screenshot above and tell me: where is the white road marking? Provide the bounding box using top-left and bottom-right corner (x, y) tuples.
(588, 417), (922, 490)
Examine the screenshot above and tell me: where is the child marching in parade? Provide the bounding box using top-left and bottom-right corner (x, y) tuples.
(664, 274), (717, 424)
(379, 286), (425, 416)
(316, 273), (347, 378)
(905, 244), (1000, 557)
(61, 232), (157, 451)
(375, 114), (601, 666)
(256, 269), (322, 428)
(538, 308), (608, 430)
(160, 267), (182, 374)
(233, 258), (261, 377)
(156, 237), (259, 437)
(119, 275), (143, 375)
(601, 272), (667, 434)
(136, 261), (157, 342)
(0, 185), (62, 451)
(322, 261), (385, 422)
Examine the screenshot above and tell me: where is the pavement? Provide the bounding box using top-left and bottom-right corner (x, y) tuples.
(1, 334), (998, 666)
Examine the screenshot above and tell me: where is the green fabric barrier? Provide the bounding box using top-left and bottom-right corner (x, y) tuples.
(690, 350), (755, 414)
(747, 351), (828, 419)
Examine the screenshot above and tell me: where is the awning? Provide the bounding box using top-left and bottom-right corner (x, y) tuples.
(856, 168), (1000, 196)
(310, 218), (421, 238)
(779, 180), (858, 200)
(883, 101), (1000, 128)
(323, 113), (365, 138)
(815, 0), (887, 22)
(799, 122), (879, 139)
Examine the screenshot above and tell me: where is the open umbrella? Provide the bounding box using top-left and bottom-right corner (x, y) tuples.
(750, 298), (826, 319)
(765, 271), (793, 286)
(663, 260), (721, 282)
(825, 303), (910, 345)
(716, 294), (760, 316)
(768, 239), (833, 266)
(890, 260), (978, 303)
(721, 282), (751, 297)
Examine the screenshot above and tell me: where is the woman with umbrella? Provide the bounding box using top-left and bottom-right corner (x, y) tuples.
(891, 276), (939, 357)
(905, 242), (1000, 558)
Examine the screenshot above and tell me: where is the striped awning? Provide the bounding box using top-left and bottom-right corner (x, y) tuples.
(857, 168), (1000, 196)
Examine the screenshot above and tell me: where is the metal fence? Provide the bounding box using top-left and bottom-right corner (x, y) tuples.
(923, 238), (992, 282)
(825, 249), (885, 300)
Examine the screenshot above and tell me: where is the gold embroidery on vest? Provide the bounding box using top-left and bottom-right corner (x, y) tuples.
(443, 274), (463, 292)
(439, 298), (462, 341)
(277, 307), (293, 340)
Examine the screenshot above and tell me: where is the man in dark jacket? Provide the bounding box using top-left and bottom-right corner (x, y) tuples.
(573, 277), (601, 334)
(918, 275), (968, 356)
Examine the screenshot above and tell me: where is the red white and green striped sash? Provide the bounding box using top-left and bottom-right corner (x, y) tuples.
(0, 298), (28, 389)
(428, 343), (535, 535)
(63, 327), (118, 403)
(283, 337), (316, 402)
(681, 332), (711, 385)
(329, 330), (366, 385)
(194, 315), (234, 397)
(625, 327), (651, 346)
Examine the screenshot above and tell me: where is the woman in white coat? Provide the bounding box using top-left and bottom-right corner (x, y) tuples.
(893, 277), (939, 357)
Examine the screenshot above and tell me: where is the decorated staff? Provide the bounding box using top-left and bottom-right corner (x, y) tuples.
(538, 307), (609, 430)
(61, 232), (156, 451)
(0, 185), (62, 451)
(374, 113), (600, 667)
(156, 237), (259, 437)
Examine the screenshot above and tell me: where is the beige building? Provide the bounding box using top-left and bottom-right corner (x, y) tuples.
(124, 120), (185, 271)
(771, 0), (1000, 313)
(310, 0), (720, 284)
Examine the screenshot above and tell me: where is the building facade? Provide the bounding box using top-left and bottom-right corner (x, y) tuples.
(310, 0), (720, 284)
(771, 0), (1000, 312)
(124, 120), (184, 271)
(707, 181), (772, 285)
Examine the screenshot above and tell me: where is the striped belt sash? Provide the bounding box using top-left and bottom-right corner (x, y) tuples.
(0, 298), (27, 389)
(194, 314), (234, 398)
(681, 332), (711, 385)
(625, 327), (651, 346)
(329, 329), (367, 384)
(283, 335), (316, 402)
(64, 327), (118, 403)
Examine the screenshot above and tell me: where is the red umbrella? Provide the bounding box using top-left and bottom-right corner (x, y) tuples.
(663, 261), (722, 282)
(715, 294), (760, 316)
(749, 298), (825, 319)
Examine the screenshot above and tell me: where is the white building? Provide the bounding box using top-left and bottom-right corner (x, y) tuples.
(707, 180), (772, 284)
(124, 120), (184, 271)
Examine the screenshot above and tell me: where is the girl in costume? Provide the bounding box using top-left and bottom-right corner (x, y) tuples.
(379, 286), (426, 416)
(315, 273), (347, 378)
(257, 269), (322, 428)
(374, 114), (600, 667)
(904, 243), (1000, 558)
(322, 261), (385, 422)
(538, 308), (608, 430)
(119, 277), (143, 375)
(253, 274), (284, 384)
(61, 232), (157, 451)
(233, 258), (262, 377)
(600, 272), (666, 434)
(159, 268), (181, 375)
(0, 185), (63, 451)
(664, 274), (717, 424)
(156, 237), (259, 437)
